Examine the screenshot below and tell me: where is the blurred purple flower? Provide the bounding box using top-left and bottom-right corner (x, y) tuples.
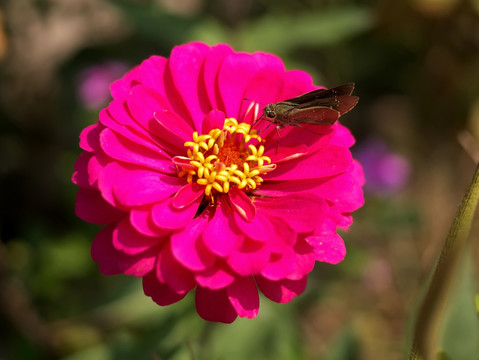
(77, 61), (129, 109)
(354, 138), (411, 194)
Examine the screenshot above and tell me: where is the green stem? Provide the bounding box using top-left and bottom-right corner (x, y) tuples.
(409, 162), (479, 360)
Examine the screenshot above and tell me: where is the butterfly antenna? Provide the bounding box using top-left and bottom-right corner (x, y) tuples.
(252, 113), (263, 129)
(256, 121), (273, 136)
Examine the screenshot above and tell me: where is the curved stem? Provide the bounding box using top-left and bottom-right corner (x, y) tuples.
(409, 162), (479, 360)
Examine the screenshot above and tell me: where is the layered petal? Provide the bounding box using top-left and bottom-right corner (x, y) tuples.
(143, 270), (188, 306)
(112, 217), (165, 255)
(256, 275), (308, 303)
(227, 276), (259, 319)
(202, 197), (244, 257)
(75, 188), (125, 224)
(263, 144), (352, 181)
(170, 211), (216, 271)
(195, 287), (238, 323)
(91, 225), (156, 277)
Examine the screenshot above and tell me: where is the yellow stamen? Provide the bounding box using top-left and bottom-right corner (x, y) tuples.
(177, 118), (275, 201)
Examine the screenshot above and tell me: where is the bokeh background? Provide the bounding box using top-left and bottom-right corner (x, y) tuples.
(1, 0), (478, 359)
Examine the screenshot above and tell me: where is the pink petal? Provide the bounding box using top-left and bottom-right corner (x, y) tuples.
(328, 123), (356, 148)
(75, 187), (125, 225)
(220, 51), (285, 119)
(234, 212), (276, 242)
(152, 109), (193, 152)
(252, 51), (286, 70)
(72, 152), (93, 188)
(227, 187), (256, 222)
(110, 65), (140, 100)
(338, 212), (353, 230)
(143, 270), (187, 306)
(100, 128), (173, 173)
(201, 44), (234, 110)
(256, 275), (307, 303)
(112, 217), (163, 255)
(104, 99), (186, 158)
(257, 171), (364, 216)
(156, 242), (196, 293)
(263, 145), (352, 181)
(231, 217), (295, 278)
(195, 287), (238, 323)
(139, 55), (168, 98)
(201, 109), (225, 134)
(127, 84), (192, 148)
(227, 276), (259, 319)
(172, 156), (196, 171)
(306, 234), (346, 264)
(130, 207), (167, 237)
(125, 82), (170, 119)
(254, 178), (328, 197)
(170, 212), (216, 271)
(95, 156), (119, 207)
(316, 172), (364, 213)
(104, 163), (183, 207)
(262, 125), (334, 162)
(202, 196), (244, 257)
(226, 239), (270, 276)
(86, 153), (104, 188)
(79, 123), (102, 152)
(172, 182), (204, 209)
(167, 42), (210, 131)
(217, 53), (262, 119)
(265, 216), (297, 248)
(255, 194), (328, 233)
(279, 69), (315, 100)
(91, 225), (156, 277)
(287, 238), (316, 280)
(101, 104), (175, 157)
(152, 196), (202, 230)
(102, 99), (135, 127)
(259, 247), (297, 281)
(351, 159), (365, 186)
(241, 61), (285, 109)
(195, 264), (235, 289)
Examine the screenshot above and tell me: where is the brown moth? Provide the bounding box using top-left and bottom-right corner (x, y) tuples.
(261, 83), (358, 129)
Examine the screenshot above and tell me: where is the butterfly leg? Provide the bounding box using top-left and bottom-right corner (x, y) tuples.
(275, 125), (282, 154)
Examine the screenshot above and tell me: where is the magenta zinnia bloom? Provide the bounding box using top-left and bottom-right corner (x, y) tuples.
(72, 42), (364, 323)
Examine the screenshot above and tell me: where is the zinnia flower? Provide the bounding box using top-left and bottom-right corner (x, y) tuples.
(72, 42), (364, 323)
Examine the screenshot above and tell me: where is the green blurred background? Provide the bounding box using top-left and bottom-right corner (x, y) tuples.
(1, 0), (478, 359)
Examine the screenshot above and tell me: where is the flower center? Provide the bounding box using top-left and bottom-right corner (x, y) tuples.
(177, 118), (276, 200)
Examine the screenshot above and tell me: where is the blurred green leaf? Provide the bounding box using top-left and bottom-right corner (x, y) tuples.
(324, 325), (360, 360)
(242, 6), (373, 55)
(191, 6), (373, 57)
(436, 350), (452, 360)
(61, 344), (110, 360)
(188, 17), (232, 47)
(114, 1), (195, 46)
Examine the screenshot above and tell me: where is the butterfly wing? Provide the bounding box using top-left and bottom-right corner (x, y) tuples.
(278, 106), (340, 125)
(284, 83), (358, 115)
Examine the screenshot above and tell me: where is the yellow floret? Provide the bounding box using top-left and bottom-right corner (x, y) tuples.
(177, 118), (275, 201)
